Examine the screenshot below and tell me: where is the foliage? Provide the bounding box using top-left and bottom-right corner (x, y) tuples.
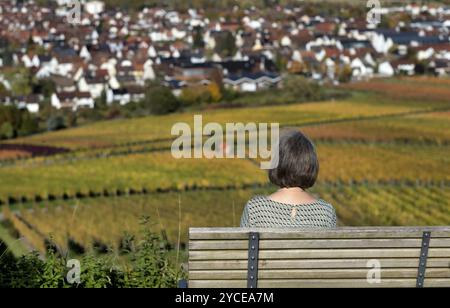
(142, 83), (181, 115)
(46, 115), (66, 132)
(32, 79), (56, 98)
(0, 105), (39, 140)
(18, 113), (39, 137)
(0, 227), (182, 288)
(179, 82), (222, 105)
(192, 26), (205, 49)
(214, 31), (237, 58)
(282, 75), (325, 101)
(0, 122), (15, 139)
(2, 67), (33, 97)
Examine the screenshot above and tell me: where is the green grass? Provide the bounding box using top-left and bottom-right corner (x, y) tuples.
(0, 151), (267, 202)
(303, 111), (450, 144)
(0, 222), (29, 257)
(6, 95), (432, 149)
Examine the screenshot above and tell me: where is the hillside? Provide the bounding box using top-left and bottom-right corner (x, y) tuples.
(1, 77), (450, 256)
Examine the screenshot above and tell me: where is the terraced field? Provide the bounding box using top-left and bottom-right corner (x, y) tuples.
(3, 95), (437, 150)
(4, 183), (450, 254)
(1, 77), (450, 256)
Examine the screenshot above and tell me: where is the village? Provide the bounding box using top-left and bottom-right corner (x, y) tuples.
(0, 0), (450, 118)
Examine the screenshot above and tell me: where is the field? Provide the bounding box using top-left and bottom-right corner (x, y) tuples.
(1, 77), (450, 257)
(3, 94), (440, 150)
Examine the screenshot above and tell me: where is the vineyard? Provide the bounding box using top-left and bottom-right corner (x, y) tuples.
(2, 93), (434, 150)
(0, 77), (450, 258)
(3, 183), (450, 255)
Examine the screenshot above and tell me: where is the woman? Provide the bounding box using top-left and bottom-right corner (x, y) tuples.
(240, 129), (337, 228)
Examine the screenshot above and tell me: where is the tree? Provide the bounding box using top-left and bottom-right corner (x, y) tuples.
(33, 79), (56, 98)
(141, 83), (181, 115)
(4, 67), (33, 97)
(18, 113), (39, 136)
(215, 31), (237, 58)
(207, 82), (222, 103)
(0, 122), (15, 140)
(47, 116), (66, 132)
(193, 27), (205, 49)
(283, 75), (324, 101)
(0, 82), (9, 96)
(95, 89), (108, 110)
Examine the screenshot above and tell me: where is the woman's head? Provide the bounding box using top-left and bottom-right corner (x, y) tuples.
(269, 130), (319, 190)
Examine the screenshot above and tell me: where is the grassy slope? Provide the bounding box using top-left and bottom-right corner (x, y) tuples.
(5, 94), (436, 149)
(1, 79), (450, 253)
(0, 222), (29, 257)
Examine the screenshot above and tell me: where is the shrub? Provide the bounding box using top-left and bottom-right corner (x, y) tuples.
(141, 83), (181, 115)
(46, 116), (66, 132)
(0, 122), (15, 139)
(0, 226), (183, 288)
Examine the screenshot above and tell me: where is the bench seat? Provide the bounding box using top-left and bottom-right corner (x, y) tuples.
(187, 227), (450, 288)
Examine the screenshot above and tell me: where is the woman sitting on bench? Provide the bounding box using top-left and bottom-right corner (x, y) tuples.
(241, 129), (337, 228)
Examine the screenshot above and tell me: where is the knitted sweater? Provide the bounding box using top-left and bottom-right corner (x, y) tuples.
(240, 195), (337, 229)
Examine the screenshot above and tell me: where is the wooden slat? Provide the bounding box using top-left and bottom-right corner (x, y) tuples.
(189, 238), (450, 250)
(189, 278), (450, 288)
(188, 228), (450, 288)
(190, 238), (450, 250)
(189, 268), (450, 280)
(189, 258), (450, 270)
(190, 227), (450, 240)
(189, 248), (450, 260)
(188, 279), (415, 288)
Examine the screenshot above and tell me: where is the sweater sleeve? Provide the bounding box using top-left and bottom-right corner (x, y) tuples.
(331, 206), (338, 228)
(240, 203), (251, 228)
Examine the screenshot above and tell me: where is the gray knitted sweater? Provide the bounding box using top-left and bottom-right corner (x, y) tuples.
(240, 195), (337, 228)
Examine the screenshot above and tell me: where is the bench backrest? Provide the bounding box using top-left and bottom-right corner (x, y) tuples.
(188, 227), (450, 288)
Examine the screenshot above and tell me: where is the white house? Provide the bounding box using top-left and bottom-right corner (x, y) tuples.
(351, 58), (374, 79)
(223, 73), (282, 92)
(21, 54), (40, 68)
(51, 92), (95, 111)
(378, 61), (395, 77)
(106, 88), (130, 106)
(371, 33), (394, 54)
(78, 77), (106, 99)
(84, 1), (105, 16)
(143, 59), (156, 81)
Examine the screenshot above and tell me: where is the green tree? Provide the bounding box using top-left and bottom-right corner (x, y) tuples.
(142, 83), (181, 115)
(4, 67), (33, 96)
(18, 113), (39, 136)
(47, 115), (66, 131)
(283, 75), (325, 101)
(193, 27), (205, 49)
(0, 122), (15, 139)
(215, 31), (237, 58)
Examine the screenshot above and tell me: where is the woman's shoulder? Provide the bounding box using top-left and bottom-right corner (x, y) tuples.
(246, 195), (270, 207)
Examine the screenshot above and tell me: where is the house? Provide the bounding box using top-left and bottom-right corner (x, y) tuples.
(391, 59), (416, 75)
(106, 86), (145, 105)
(15, 95), (41, 113)
(378, 61), (395, 77)
(51, 92), (95, 111)
(106, 88), (131, 105)
(78, 75), (107, 99)
(430, 59), (450, 76)
(172, 63), (223, 86)
(223, 72), (282, 92)
(84, 1), (105, 16)
(351, 57), (375, 79)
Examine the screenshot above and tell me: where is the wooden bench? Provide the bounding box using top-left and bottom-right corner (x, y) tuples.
(185, 227), (450, 288)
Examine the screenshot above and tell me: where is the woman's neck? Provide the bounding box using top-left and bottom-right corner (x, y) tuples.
(269, 187), (317, 206)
